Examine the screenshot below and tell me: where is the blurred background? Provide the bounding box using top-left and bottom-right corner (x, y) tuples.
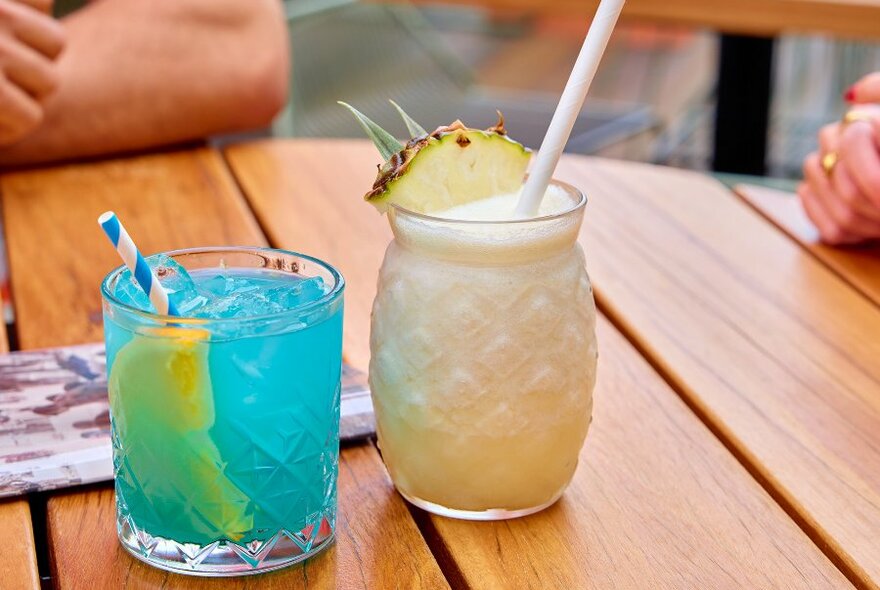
(276, 0), (880, 189)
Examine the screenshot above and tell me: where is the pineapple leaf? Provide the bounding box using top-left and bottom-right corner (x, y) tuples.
(338, 101), (402, 161)
(389, 100), (427, 138)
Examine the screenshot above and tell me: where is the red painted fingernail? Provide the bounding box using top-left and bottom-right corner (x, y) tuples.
(844, 85), (856, 102)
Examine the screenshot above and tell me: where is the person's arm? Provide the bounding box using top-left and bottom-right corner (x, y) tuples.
(0, 0), (289, 165)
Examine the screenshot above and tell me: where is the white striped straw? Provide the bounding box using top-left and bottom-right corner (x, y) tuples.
(515, 0), (625, 217)
(98, 211), (179, 316)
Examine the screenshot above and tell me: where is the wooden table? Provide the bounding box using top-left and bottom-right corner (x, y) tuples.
(1, 139), (878, 588)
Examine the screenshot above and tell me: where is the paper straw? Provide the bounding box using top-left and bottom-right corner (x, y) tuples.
(515, 0), (626, 217)
(98, 211), (179, 316)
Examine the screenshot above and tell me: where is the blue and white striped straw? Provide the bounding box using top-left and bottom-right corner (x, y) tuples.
(98, 211), (179, 316)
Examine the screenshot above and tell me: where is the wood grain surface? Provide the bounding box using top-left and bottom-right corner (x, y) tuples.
(398, 0), (880, 40)
(0, 148), (446, 589)
(0, 499), (39, 590)
(735, 183), (880, 308)
(553, 157), (880, 589)
(0, 293), (40, 589)
(224, 139), (853, 589)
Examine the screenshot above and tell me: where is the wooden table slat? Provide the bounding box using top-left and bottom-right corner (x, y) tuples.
(0, 148), (446, 589)
(399, 0), (880, 40)
(0, 498), (40, 590)
(224, 139), (853, 589)
(0, 308), (41, 590)
(735, 183), (880, 308)
(556, 158), (880, 588)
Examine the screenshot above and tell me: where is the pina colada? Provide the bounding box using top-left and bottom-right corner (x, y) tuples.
(345, 105), (597, 519)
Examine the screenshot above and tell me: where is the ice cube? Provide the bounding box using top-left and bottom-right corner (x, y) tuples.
(112, 273), (151, 310)
(195, 291), (281, 319)
(227, 278), (261, 297)
(198, 273), (262, 297)
(198, 273), (234, 297)
(150, 255), (205, 316)
(265, 276), (327, 309)
(194, 295), (234, 319)
(111, 254), (204, 314)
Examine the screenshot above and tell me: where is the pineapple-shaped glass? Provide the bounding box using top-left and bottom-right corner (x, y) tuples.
(346, 103), (598, 519)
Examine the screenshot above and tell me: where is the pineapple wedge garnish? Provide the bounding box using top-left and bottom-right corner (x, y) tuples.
(340, 101), (531, 214)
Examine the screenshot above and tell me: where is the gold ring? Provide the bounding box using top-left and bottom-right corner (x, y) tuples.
(842, 110), (874, 127)
(822, 151), (839, 176)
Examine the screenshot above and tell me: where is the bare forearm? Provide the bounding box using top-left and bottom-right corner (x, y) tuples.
(0, 0), (288, 165)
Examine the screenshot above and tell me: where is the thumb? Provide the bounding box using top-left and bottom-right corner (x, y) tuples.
(846, 72), (880, 104)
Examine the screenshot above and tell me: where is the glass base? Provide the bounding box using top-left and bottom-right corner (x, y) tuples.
(399, 489), (563, 521)
(117, 514), (334, 577)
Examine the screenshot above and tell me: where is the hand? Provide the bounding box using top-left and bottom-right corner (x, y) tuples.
(0, 0), (64, 145)
(799, 104), (880, 245)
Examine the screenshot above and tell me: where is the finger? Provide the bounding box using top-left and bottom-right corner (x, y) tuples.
(0, 35), (57, 97)
(831, 163), (880, 224)
(804, 152), (880, 240)
(0, 77), (42, 142)
(843, 104), (880, 139)
(847, 72), (880, 104)
(800, 161), (846, 243)
(803, 152), (834, 199)
(798, 183), (850, 244)
(818, 123), (840, 155)
(0, 1), (64, 59)
(799, 185), (875, 244)
(797, 183), (829, 240)
(838, 122), (880, 208)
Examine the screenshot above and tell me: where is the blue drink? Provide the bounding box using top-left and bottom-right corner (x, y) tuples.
(101, 247), (344, 576)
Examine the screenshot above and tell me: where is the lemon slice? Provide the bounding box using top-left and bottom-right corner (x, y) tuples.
(109, 328), (253, 540)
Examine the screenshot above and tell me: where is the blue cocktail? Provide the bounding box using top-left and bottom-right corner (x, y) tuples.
(101, 247), (344, 576)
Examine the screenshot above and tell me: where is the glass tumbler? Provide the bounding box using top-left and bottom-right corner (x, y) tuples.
(102, 247), (344, 575)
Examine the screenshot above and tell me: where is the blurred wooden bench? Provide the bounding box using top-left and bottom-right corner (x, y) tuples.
(398, 0), (880, 39)
(388, 0), (880, 175)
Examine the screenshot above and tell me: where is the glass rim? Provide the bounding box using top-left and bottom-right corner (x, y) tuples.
(388, 177), (586, 226)
(100, 246), (345, 326)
